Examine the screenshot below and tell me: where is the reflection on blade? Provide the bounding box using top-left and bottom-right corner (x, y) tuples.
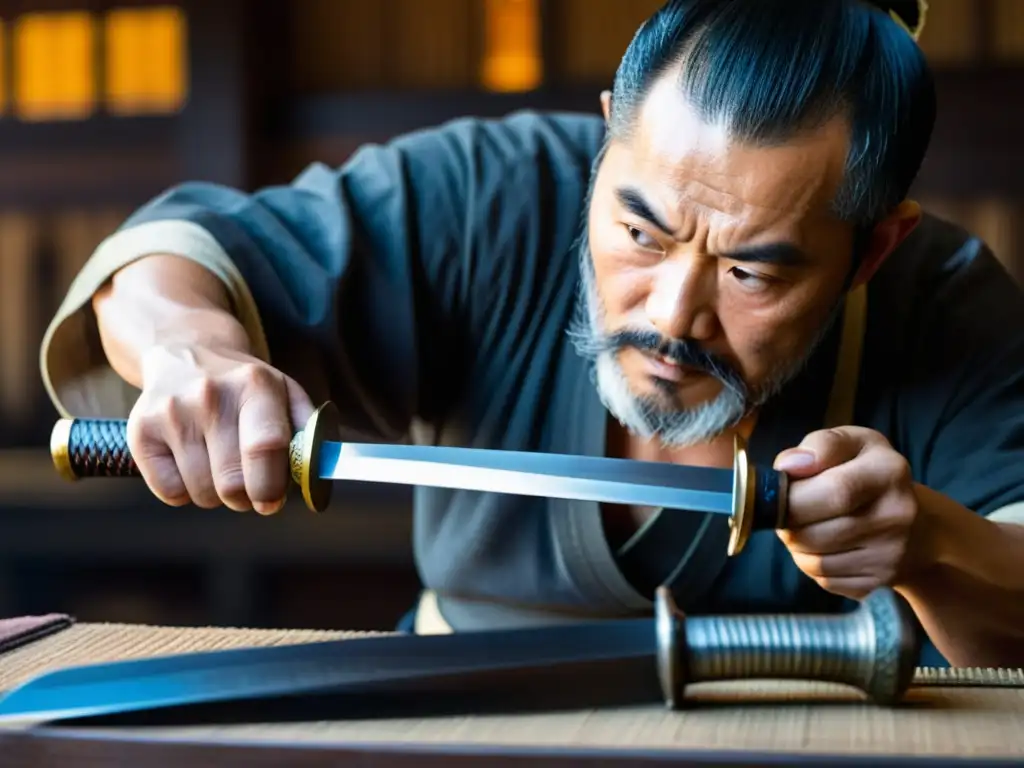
(0, 619), (659, 724)
(320, 442), (735, 514)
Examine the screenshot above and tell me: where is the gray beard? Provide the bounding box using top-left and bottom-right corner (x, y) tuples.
(567, 238), (840, 448)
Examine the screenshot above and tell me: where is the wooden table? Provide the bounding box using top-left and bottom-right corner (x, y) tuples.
(1, 621), (1023, 766)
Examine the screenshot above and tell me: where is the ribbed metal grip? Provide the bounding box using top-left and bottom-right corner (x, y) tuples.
(656, 587), (920, 707)
(50, 418), (140, 480)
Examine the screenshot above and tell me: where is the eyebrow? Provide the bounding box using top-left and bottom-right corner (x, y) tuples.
(721, 242), (811, 267)
(614, 186), (675, 234)
(614, 186), (810, 267)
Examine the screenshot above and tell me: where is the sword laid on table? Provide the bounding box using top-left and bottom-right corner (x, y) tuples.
(48, 402), (787, 556)
(0, 586), (922, 723)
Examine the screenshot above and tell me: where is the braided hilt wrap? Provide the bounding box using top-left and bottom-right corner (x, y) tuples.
(50, 418), (141, 480)
(656, 586), (921, 708)
(50, 402), (342, 513)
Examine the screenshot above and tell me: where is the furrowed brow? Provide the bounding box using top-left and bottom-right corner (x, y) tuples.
(721, 242), (810, 267)
(614, 186), (674, 234)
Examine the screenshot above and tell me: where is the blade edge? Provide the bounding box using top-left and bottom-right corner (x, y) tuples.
(0, 621), (657, 723)
(321, 443), (734, 514)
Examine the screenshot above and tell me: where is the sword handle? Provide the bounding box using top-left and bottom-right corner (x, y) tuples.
(728, 434), (789, 556)
(49, 402), (342, 512)
(655, 585), (921, 708)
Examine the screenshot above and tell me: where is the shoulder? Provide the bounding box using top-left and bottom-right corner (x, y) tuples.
(386, 109), (606, 163)
(865, 212), (1024, 363)
(860, 212), (1024, 511)
(317, 110), (606, 193)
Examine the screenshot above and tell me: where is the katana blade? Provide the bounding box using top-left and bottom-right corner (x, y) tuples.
(49, 401), (789, 556)
(0, 618), (660, 724)
(318, 440), (734, 514)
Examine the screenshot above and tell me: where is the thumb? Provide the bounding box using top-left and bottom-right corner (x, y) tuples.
(773, 426), (875, 477)
(773, 447), (821, 478)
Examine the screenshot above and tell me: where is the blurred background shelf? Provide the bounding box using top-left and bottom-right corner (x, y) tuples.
(0, 0), (1022, 632)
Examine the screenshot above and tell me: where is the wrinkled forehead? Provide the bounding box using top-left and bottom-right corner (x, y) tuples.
(622, 74), (852, 224)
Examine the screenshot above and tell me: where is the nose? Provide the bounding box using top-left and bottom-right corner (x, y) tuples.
(644, 258), (717, 341)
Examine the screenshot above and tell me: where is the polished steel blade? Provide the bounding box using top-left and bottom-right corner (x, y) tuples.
(318, 442), (734, 515)
(0, 619), (658, 724)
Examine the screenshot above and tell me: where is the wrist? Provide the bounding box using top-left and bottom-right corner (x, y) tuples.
(94, 255), (254, 388)
(898, 483), (1008, 590)
(895, 483), (959, 589)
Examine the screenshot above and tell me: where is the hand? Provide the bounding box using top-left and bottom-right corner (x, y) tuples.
(126, 343), (315, 514)
(773, 426), (923, 600)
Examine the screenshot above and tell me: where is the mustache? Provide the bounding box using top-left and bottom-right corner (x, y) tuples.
(581, 328), (747, 395)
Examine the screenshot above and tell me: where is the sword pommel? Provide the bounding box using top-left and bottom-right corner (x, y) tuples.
(288, 401), (342, 512)
(655, 585), (921, 708)
(727, 435), (789, 556)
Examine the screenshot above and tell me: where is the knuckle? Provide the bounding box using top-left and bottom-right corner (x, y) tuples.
(189, 375), (221, 413)
(239, 362), (277, 391)
(151, 395), (186, 434)
(885, 453), (912, 486)
(214, 468), (247, 500)
(830, 474), (859, 512)
(213, 473), (252, 510)
(241, 423), (292, 458)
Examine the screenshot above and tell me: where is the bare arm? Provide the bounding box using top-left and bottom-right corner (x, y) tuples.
(91, 254), (254, 389)
(897, 488), (1024, 668)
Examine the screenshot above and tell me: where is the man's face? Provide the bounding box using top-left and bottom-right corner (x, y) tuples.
(577, 75), (859, 447)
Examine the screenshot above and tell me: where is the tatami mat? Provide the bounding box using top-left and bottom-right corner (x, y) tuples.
(1, 622), (1023, 758)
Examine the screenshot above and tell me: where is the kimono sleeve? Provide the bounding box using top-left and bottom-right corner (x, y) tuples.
(40, 117), (505, 439)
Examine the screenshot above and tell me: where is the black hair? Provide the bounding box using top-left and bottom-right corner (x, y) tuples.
(608, 0), (936, 228)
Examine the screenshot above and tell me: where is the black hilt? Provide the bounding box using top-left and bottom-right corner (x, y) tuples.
(49, 402), (343, 513)
(655, 586), (921, 707)
(50, 417), (141, 480)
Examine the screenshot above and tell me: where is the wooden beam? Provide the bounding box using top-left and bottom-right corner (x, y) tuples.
(174, 0), (250, 188)
(174, 0), (292, 191)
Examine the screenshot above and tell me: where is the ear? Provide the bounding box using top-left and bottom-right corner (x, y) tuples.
(849, 199), (922, 287)
(600, 90), (612, 122)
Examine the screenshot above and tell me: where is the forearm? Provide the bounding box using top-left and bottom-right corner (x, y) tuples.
(92, 253), (254, 389)
(896, 484), (1024, 667)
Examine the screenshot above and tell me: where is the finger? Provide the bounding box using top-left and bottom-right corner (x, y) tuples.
(778, 507), (874, 553)
(774, 426), (887, 478)
(788, 546), (876, 580)
(784, 449), (911, 527)
(205, 411), (253, 512)
(808, 576), (879, 601)
(285, 376), (316, 430)
(127, 405), (190, 507)
(237, 367), (294, 515)
(167, 436), (222, 514)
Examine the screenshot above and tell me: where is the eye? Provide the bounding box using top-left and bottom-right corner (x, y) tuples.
(625, 225), (662, 251)
(729, 266), (773, 291)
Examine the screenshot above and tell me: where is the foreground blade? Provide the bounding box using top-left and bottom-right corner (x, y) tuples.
(0, 620), (658, 724)
(320, 442), (734, 515)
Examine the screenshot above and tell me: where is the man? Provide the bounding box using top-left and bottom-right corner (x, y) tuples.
(40, 0), (1024, 668)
